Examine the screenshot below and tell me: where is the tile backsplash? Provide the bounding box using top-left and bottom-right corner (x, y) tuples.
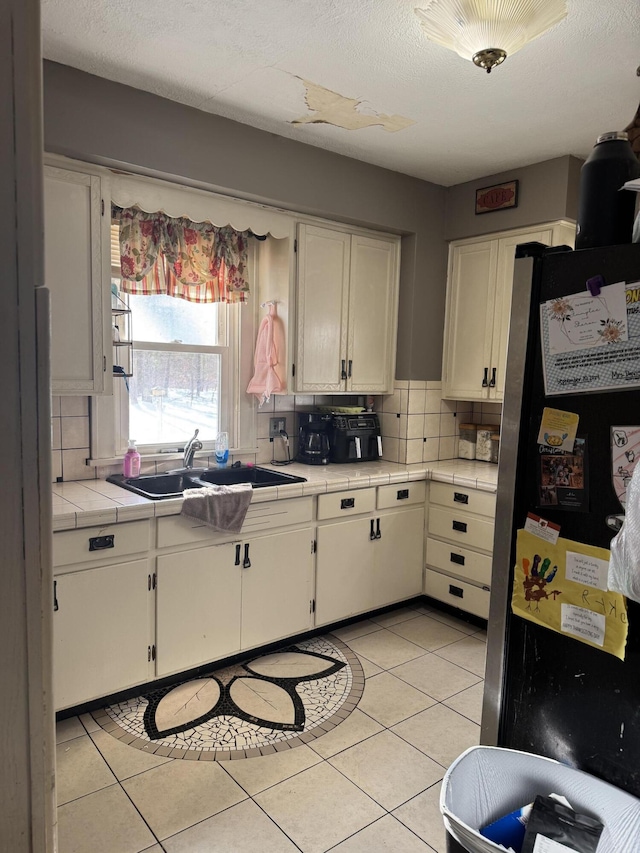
(51, 396), (94, 482)
(51, 391), (503, 481)
(375, 382), (502, 464)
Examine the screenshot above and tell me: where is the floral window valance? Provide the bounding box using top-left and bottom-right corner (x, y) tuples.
(113, 206), (250, 304)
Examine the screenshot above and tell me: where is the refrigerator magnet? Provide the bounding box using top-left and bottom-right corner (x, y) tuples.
(537, 407), (579, 453)
(537, 435), (589, 513)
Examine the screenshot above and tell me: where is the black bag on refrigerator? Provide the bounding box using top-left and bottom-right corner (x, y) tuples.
(522, 795), (604, 852)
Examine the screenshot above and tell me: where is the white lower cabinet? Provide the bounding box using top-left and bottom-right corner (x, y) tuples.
(156, 542), (241, 677)
(316, 516), (375, 625)
(53, 559), (152, 710)
(53, 485), (429, 708)
(316, 489), (425, 625)
(240, 527), (314, 650)
(156, 526), (315, 677)
(425, 482), (496, 619)
(373, 506), (424, 608)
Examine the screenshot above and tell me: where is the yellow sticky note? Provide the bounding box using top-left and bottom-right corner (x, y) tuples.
(512, 529), (628, 660)
(537, 407), (579, 453)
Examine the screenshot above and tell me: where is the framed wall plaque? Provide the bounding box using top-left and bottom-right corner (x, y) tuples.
(475, 180), (519, 215)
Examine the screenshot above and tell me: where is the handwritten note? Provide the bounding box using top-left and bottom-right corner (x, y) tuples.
(545, 282), (628, 355)
(565, 551), (609, 591)
(561, 603), (605, 647)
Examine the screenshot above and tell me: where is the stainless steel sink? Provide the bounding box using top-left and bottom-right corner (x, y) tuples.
(107, 466), (306, 500)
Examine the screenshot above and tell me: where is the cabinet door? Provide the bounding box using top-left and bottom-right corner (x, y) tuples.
(296, 224), (350, 392)
(346, 235), (398, 393)
(156, 543), (241, 676)
(442, 240), (498, 400)
(44, 165), (111, 395)
(316, 517), (374, 625)
(240, 528), (314, 650)
(373, 507), (424, 608)
(490, 228), (553, 400)
(53, 560), (151, 710)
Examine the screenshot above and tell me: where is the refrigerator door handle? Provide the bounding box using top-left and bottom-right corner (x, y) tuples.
(482, 367), (489, 387)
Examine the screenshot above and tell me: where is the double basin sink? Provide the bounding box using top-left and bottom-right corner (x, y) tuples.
(107, 465), (307, 500)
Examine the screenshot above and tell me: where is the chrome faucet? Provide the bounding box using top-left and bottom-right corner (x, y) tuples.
(183, 429), (203, 469)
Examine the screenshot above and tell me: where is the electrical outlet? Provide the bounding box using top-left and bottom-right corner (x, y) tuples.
(269, 417), (286, 439)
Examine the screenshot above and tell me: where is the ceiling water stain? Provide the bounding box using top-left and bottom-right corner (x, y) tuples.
(291, 78), (414, 132)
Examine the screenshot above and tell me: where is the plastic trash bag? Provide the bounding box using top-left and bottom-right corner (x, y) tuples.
(609, 462), (640, 604)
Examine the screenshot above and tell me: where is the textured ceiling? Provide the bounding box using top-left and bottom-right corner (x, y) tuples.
(41, 0), (640, 186)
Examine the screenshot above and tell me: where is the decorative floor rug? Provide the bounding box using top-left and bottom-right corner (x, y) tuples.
(92, 635), (364, 760)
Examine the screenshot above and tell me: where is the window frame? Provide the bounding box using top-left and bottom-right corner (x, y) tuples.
(91, 242), (257, 464)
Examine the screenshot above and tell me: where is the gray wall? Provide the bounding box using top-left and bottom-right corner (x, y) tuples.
(42, 61), (447, 381)
(445, 155), (582, 241)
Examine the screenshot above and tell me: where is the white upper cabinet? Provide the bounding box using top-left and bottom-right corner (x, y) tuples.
(295, 223), (399, 394)
(442, 220), (575, 401)
(44, 163), (111, 395)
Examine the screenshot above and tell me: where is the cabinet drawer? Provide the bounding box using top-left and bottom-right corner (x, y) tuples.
(424, 569), (490, 619)
(426, 537), (492, 587)
(53, 519), (150, 568)
(317, 488), (376, 520)
(429, 482), (496, 518)
(377, 480), (425, 510)
(157, 497), (313, 548)
(428, 505), (494, 552)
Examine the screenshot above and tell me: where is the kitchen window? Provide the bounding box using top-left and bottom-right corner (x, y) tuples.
(92, 231), (255, 462)
(115, 289), (237, 454)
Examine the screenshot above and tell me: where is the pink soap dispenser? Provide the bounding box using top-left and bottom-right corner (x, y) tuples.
(123, 439), (141, 477)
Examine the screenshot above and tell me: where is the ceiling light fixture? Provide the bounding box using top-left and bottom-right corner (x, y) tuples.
(415, 0), (568, 73)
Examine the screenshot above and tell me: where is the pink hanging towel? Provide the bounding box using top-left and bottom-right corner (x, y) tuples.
(247, 303), (286, 406)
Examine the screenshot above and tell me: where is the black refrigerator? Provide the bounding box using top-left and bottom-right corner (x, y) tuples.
(482, 241), (640, 798)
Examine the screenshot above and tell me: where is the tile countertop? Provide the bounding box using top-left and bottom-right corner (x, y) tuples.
(51, 458), (499, 532)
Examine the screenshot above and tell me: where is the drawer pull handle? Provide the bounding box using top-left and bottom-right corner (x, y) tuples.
(482, 367), (488, 388)
(348, 359), (352, 378)
(376, 518), (381, 540)
(341, 498), (355, 509)
(235, 544), (241, 566)
(53, 580), (58, 612)
(89, 535), (114, 551)
(397, 489), (409, 500)
(450, 552), (465, 566)
(453, 492), (468, 504)
(243, 543), (251, 569)
(341, 359), (347, 380)
(449, 584), (464, 599)
(489, 367), (496, 388)
(452, 520), (467, 533)
(370, 519), (376, 541)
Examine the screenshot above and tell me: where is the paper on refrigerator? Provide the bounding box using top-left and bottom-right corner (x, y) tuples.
(512, 529), (628, 660)
(541, 282), (640, 395)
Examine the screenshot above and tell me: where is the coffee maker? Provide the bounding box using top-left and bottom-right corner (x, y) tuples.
(296, 412), (332, 465)
(330, 413), (383, 463)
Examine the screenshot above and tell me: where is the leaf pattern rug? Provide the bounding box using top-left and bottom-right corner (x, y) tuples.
(91, 635), (364, 760)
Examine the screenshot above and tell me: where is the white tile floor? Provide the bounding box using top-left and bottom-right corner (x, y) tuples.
(56, 602), (486, 852)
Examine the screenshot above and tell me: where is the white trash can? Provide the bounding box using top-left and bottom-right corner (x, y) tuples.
(440, 746), (640, 853)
